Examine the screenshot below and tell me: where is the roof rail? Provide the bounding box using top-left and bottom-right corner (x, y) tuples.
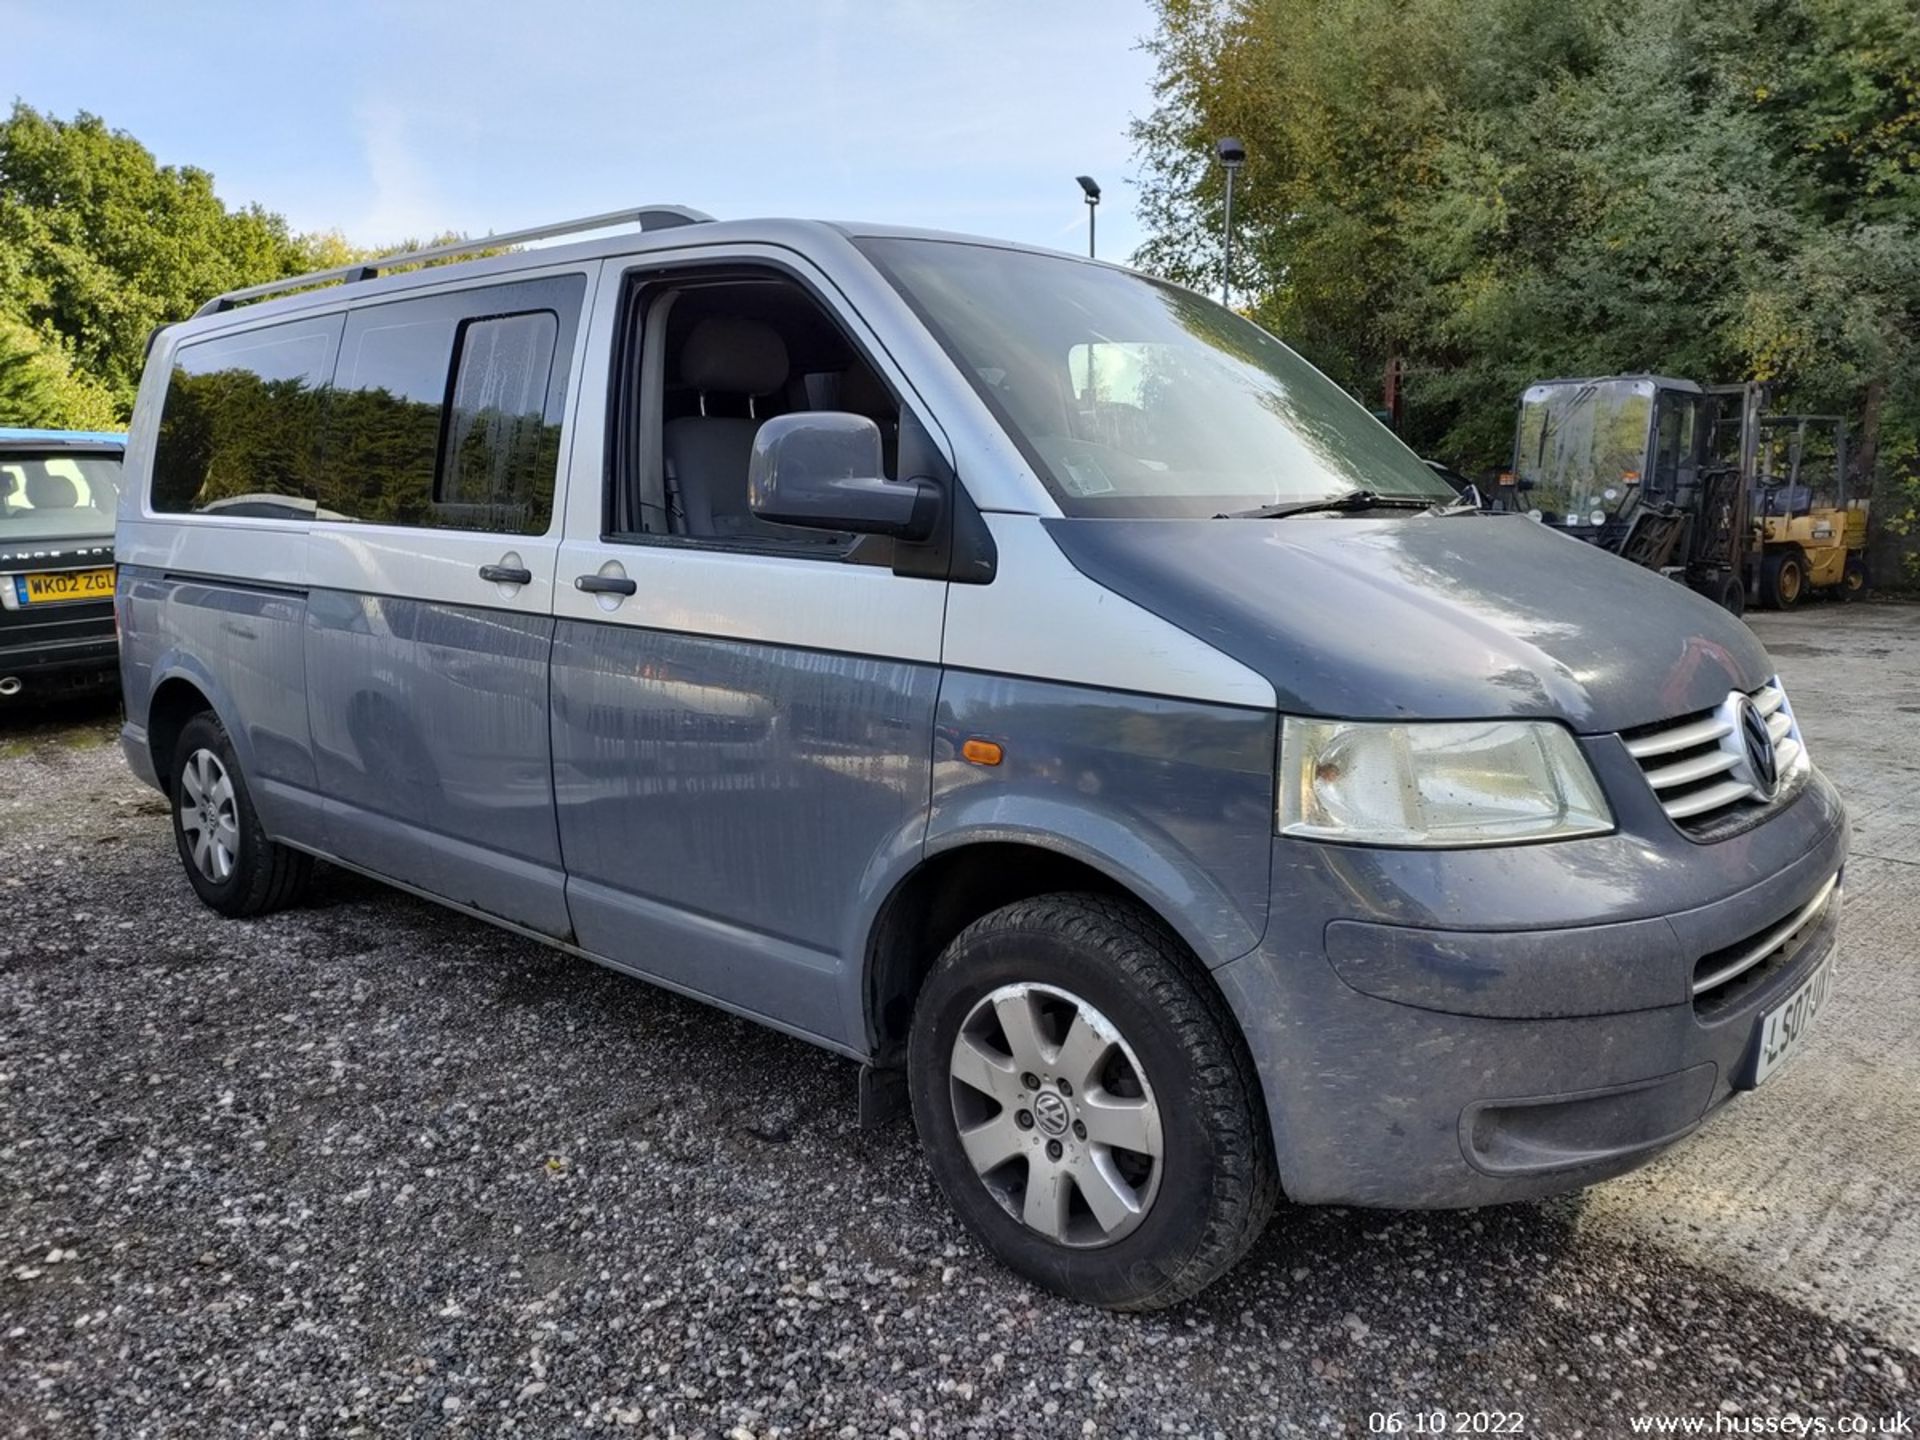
(192, 204), (715, 318)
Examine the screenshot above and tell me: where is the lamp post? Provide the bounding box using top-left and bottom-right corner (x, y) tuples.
(1076, 175), (1101, 259)
(1216, 137), (1245, 306)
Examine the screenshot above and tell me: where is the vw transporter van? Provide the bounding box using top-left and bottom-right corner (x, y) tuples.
(116, 207), (1846, 1309)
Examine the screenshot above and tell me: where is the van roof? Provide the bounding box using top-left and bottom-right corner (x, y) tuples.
(166, 209), (1121, 346)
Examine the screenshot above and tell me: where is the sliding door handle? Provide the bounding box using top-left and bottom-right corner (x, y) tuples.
(479, 563), (534, 585)
(575, 573), (638, 596)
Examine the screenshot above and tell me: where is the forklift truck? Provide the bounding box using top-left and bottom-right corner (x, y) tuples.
(1752, 412), (1871, 606)
(1508, 375), (1869, 611)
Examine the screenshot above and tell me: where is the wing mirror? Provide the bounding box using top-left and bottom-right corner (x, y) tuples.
(748, 412), (942, 542)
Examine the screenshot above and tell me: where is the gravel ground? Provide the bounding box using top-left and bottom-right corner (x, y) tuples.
(2, 671), (1916, 1438)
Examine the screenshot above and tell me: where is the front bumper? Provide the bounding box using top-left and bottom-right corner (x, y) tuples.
(1220, 767), (1849, 1208)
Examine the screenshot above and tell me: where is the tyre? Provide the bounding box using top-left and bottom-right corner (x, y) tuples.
(1760, 550), (1805, 609)
(1717, 573), (1747, 617)
(169, 712), (312, 917)
(907, 893), (1279, 1310)
(1841, 554), (1870, 601)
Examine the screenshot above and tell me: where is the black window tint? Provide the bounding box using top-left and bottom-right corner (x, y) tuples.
(438, 312), (560, 532)
(151, 316), (341, 516)
(321, 274), (581, 534)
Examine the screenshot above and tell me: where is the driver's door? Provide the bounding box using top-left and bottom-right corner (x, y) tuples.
(547, 252), (950, 1049)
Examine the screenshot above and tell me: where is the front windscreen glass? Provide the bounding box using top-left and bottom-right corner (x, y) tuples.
(1513, 380), (1654, 527)
(0, 451), (121, 541)
(858, 238), (1453, 518)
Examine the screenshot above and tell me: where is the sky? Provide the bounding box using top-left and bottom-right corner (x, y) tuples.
(2, 0), (1164, 262)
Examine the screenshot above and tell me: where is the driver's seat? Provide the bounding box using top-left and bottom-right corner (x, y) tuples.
(663, 317), (811, 541)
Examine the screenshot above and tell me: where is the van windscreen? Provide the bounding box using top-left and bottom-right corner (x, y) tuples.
(857, 238), (1452, 519)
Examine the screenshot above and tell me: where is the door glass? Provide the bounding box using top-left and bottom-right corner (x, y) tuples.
(439, 312), (561, 533)
(320, 274), (583, 533)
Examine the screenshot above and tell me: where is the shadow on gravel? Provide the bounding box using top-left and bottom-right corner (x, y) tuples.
(0, 691), (120, 751)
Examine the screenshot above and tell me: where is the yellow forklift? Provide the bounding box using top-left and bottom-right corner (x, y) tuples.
(1506, 375), (1870, 612)
(1752, 412), (1872, 607)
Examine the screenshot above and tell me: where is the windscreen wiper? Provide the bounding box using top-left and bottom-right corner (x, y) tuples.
(1216, 490), (1436, 520)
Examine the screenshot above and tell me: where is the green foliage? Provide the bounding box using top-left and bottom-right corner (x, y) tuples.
(0, 103), (313, 414)
(0, 314), (120, 430)
(1132, 0), (1920, 576)
(0, 103), (509, 434)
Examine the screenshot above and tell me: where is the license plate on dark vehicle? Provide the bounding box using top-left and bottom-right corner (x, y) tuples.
(1746, 957), (1835, 1088)
(18, 567), (115, 603)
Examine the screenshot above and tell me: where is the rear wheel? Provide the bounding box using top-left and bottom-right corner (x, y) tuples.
(1760, 550), (1805, 610)
(169, 713), (312, 917)
(1841, 554), (1870, 601)
(908, 893), (1278, 1310)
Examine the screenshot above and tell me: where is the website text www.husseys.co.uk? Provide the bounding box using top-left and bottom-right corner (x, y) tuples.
(1629, 1412), (1912, 1436)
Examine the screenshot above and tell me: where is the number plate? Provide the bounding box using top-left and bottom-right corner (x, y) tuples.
(1747, 956), (1835, 1088)
(16, 567), (115, 604)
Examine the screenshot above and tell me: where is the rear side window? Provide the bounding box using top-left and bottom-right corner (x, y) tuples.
(148, 274), (583, 531)
(151, 316), (342, 517)
(323, 275), (582, 534)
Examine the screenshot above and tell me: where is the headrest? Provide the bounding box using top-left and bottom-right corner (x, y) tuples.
(25, 473), (81, 509)
(681, 317), (789, 397)
(839, 365), (893, 421)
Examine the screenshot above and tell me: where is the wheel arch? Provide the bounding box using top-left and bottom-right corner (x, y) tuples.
(860, 834), (1259, 1064)
(141, 659), (244, 797)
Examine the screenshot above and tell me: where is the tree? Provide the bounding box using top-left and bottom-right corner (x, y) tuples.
(1131, 0), (1920, 573)
(0, 104), (315, 414)
(0, 315), (120, 430)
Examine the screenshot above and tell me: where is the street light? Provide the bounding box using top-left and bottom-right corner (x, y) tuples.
(1076, 175), (1101, 259)
(1216, 137), (1245, 305)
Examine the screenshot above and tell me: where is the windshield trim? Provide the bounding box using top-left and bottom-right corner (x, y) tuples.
(855, 236), (1452, 519)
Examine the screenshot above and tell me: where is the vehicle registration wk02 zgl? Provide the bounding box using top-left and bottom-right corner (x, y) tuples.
(18, 568), (115, 604)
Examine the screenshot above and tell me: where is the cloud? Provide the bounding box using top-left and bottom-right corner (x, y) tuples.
(347, 99), (463, 247)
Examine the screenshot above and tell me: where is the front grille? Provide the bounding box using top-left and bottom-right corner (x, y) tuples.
(1692, 872), (1839, 1016)
(1623, 679), (1805, 837)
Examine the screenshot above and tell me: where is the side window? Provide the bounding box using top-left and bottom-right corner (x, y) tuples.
(439, 312), (560, 531)
(612, 271), (900, 562)
(151, 316), (341, 517)
(322, 273), (583, 534)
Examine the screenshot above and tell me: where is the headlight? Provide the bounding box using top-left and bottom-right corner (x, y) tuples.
(1278, 717), (1613, 847)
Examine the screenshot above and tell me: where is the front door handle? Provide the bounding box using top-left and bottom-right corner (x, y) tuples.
(479, 563), (534, 585)
(575, 573), (638, 596)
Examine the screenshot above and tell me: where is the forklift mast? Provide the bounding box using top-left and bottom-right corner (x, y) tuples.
(1693, 382), (1762, 576)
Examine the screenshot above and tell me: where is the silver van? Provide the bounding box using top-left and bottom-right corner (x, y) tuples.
(116, 206), (1846, 1309)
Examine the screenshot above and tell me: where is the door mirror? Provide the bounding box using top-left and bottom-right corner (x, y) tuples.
(748, 411), (942, 541)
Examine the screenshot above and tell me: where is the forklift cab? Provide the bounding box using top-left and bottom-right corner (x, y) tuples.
(1755, 415), (1848, 518)
(1512, 376), (1754, 611)
(1512, 377), (1705, 534)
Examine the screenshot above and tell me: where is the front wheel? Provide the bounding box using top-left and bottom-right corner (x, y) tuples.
(1760, 550), (1805, 609)
(908, 894), (1279, 1310)
(169, 712), (312, 917)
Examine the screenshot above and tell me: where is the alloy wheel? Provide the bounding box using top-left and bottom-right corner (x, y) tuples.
(947, 982), (1163, 1247)
(178, 747), (241, 884)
